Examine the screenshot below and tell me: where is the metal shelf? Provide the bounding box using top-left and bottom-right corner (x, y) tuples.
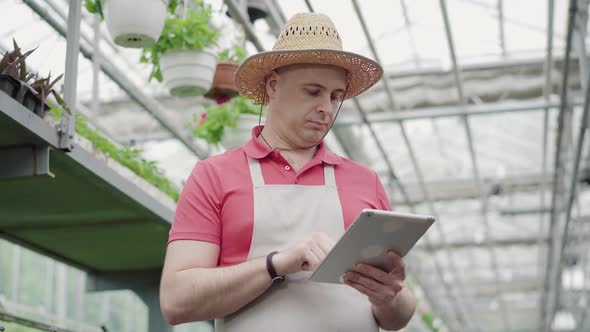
(0, 91), (174, 273)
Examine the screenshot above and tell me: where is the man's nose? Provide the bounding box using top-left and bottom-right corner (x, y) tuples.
(316, 96), (335, 115)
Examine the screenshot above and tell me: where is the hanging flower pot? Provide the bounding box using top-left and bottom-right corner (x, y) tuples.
(102, 0), (168, 48)
(204, 61), (239, 101)
(159, 47), (217, 97)
(141, 0), (220, 97)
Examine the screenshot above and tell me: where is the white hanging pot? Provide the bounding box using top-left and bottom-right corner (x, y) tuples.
(103, 0), (168, 48)
(159, 48), (217, 97)
(222, 114), (263, 149)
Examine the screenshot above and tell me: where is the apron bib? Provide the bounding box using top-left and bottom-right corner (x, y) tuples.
(216, 157), (378, 332)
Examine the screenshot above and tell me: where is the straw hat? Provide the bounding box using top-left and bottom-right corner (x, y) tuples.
(234, 12), (383, 105)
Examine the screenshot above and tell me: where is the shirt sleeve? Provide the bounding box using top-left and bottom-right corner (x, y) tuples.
(375, 173), (393, 211)
(168, 160), (222, 245)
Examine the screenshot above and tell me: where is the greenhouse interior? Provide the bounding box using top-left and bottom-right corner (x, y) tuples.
(1, 0), (590, 331)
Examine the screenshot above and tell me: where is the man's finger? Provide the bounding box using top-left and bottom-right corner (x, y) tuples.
(344, 278), (389, 305)
(308, 240), (326, 263)
(354, 263), (393, 286)
(314, 232), (335, 254)
(303, 247), (321, 271)
(387, 250), (406, 278)
(344, 272), (393, 296)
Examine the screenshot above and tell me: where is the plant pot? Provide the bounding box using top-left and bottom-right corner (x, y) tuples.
(103, 0), (168, 48)
(0, 74), (22, 99)
(14, 84), (48, 118)
(160, 48), (217, 97)
(221, 113), (262, 149)
(204, 61), (239, 101)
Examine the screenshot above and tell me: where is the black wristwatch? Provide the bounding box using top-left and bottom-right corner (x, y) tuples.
(266, 251), (285, 285)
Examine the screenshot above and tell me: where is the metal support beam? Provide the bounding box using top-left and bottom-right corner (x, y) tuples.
(270, 0), (287, 23)
(92, 14), (100, 115)
(541, 0), (578, 330)
(0, 146), (54, 179)
(400, 0), (421, 67)
(23, 0), (209, 159)
(334, 98), (580, 125)
(551, 60), (590, 325)
(224, 0), (265, 51)
(537, 0), (556, 316)
(439, 0), (511, 330)
(304, 0), (314, 12)
(498, 0), (507, 57)
(262, 0), (285, 34)
(59, 0), (81, 152)
(574, 0), (589, 93)
(547, 0), (590, 327)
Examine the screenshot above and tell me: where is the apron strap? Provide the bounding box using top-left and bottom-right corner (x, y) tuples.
(248, 157), (265, 186)
(323, 164), (336, 187)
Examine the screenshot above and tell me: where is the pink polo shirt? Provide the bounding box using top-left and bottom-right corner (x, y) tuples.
(169, 126), (392, 267)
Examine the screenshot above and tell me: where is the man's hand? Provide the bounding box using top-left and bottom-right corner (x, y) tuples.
(272, 232), (335, 276)
(342, 250), (406, 306)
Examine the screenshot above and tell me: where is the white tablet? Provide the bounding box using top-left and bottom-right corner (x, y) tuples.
(309, 209), (435, 284)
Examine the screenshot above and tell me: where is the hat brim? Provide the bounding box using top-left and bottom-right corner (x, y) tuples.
(234, 49), (383, 105)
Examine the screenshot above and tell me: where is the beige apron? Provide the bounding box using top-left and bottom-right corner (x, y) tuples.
(215, 157), (378, 332)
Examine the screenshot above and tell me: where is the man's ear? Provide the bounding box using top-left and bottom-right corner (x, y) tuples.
(265, 70), (279, 101)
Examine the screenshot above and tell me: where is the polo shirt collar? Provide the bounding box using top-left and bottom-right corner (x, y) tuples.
(242, 126), (342, 165)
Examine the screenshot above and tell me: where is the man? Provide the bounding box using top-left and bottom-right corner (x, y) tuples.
(160, 12), (416, 331)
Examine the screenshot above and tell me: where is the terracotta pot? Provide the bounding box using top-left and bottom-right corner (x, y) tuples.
(204, 61), (240, 101)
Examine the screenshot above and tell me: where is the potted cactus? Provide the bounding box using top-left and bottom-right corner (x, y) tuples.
(203, 44), (246, 103)
(141, 0), (219, 97)
(84, 0), (169, 48)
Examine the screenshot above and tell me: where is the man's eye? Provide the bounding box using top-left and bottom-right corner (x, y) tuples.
(306, 90), (320, 96)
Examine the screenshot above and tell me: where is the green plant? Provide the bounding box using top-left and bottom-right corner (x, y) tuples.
(50, 107), (180, 202)
(0, 39), (36, 82)
(84, 0), (104, 19)
(218, 44), (246, 63)
(140, 0), (219, 82)
(1, 39), (70, 115)
(190, 96), (261, 145)
(421, 310), (440, 332)
(29, 72), (67, 115)
(0, 320), (46, 332)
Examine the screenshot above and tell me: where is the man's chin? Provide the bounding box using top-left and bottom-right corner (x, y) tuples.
(301, 134), (325, 147)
